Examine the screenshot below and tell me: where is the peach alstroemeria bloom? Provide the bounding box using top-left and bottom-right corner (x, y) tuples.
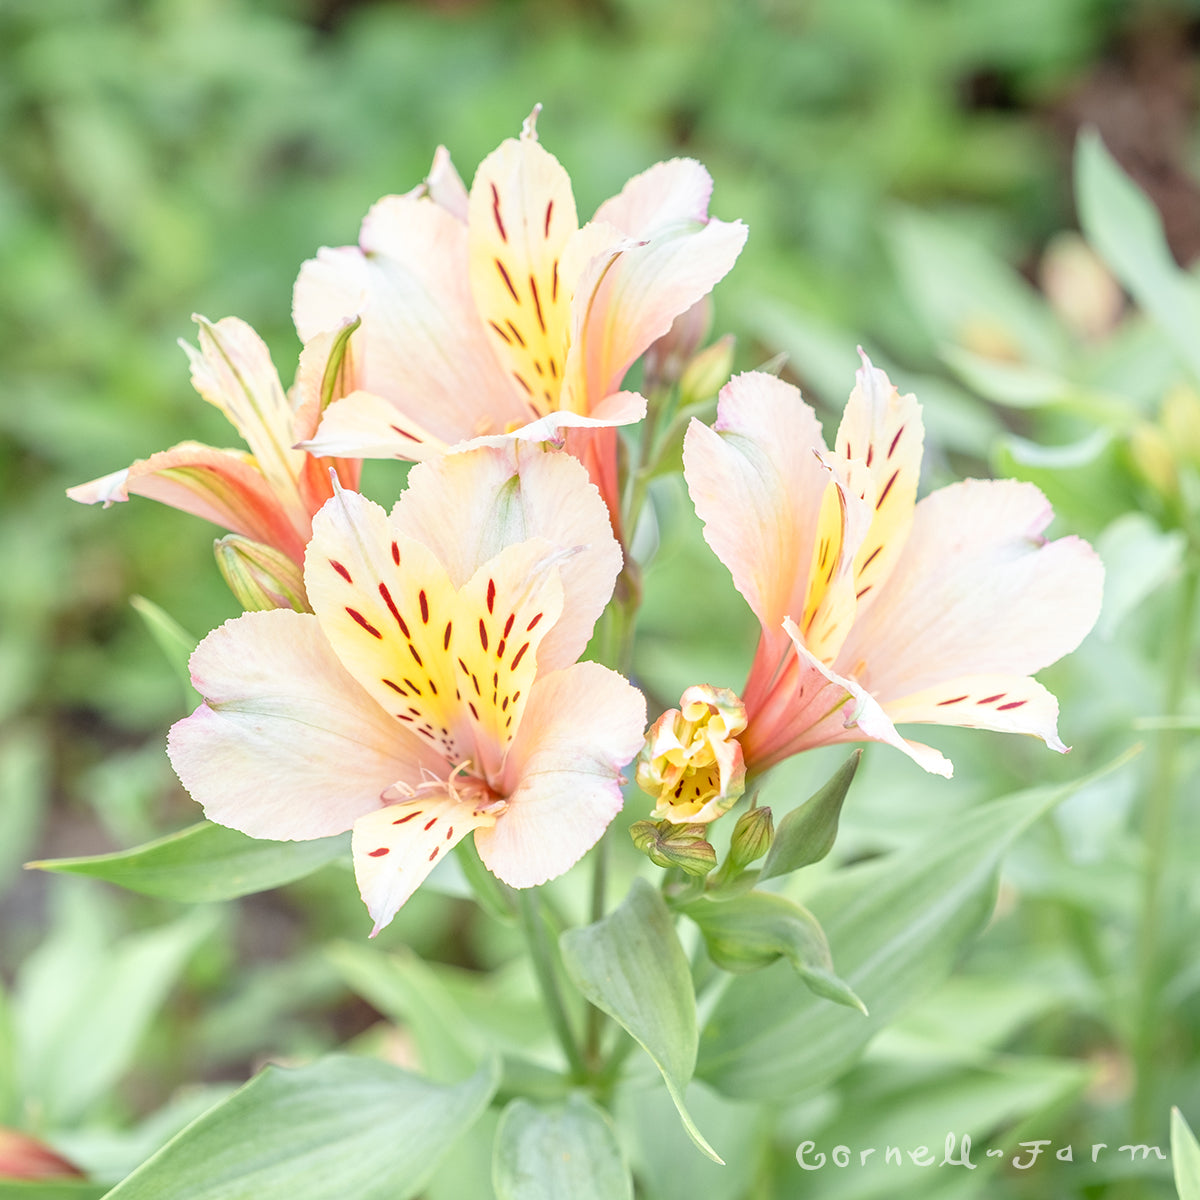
(167, 445), (647, 934)
(68, 315), (362, 585)
(682, 356), (1104, 778)
(292, 109), (747, 526)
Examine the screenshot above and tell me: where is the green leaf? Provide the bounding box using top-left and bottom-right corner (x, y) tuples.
(129, 595), (198, 703)
(1095, 513), (1186, 640)
(682, 891), (865, 1014)
(759, 750), (859, 881)
(1173, 1107), (1200, 1200)
(0, 1185), (108, 1200)
(559, 878), (721, 1163)
(697, 752), (1137, 1100)
(492, 1095), (632, 1200)
(1076, 130), (1200, 385)
(327, 942), (482, 1082)
(102, 1056), (498, 1200)
(319, 316), (363, 412)
(28, 823), (347, 902)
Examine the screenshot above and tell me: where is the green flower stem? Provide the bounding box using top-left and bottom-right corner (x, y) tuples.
(1132, 561), (1198, 1141)
(584, 829), (611, 1067)
(518, 887), (588, 1084)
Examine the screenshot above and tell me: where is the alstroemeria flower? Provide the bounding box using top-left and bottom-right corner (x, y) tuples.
(292, 109), (747, 527)
(682, 356), (1104, 778)
(68, 315), (363, 595)
(167, 445), (647, 934)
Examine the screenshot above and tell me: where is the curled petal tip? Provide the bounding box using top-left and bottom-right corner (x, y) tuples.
(521, 103), (543, 140)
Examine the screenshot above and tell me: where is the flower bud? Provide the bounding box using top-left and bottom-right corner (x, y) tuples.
(728, 805), (774, 870)
(630, 819), (717, 876)
(636, 685), (748, 824)
(1128, 421), (1179, 500)
(1038, 231), (1123, 342)
(679, 334), (735, 406)
(215, 535), (309, 612)
(1163, 383), (1200, 469)
(0, 1128), (83, 1180)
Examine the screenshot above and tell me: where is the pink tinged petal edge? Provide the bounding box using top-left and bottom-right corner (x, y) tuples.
(463, 390), (648, 448)
(592, 157), (717, 235)
(352, 795), (491, 936)
(780, 621), (953, 778)
(391, 444), (623, 674)
(836, 478), (1105, 703)
(68, 442), (308, 564)
(476, 661), (648, 888)
(293, 196), (526, 444)
(683, 372), (830, 636)
(167, 610), (435, 841)
(417, 145), (470, 222)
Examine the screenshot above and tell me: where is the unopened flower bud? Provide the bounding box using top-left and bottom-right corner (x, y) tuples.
(679, 334), (735, 406)
(1039, 231), (1123, 342)
(0, 1128), (83, 1181)
(215, 535), (309, 612)
(630, 819), (717, 876)
(643, 298), (712, 393)
(637, 685), (748, 823)
(1128, 422), (1179, 500)
(728, 806), (774, 870)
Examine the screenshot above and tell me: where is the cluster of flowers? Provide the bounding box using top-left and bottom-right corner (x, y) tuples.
(71, 111), (1103, 934)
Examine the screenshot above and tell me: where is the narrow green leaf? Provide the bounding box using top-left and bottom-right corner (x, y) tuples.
(0, 1184), (108, 1200)
(1076, 130), (1200, 384)
(493, 1095), (632, 1200)
(559, 878), (721, 1163)
(1173, 1107), (1200, 1200)
(759, 750), (859, 881)
(129, 596), (197, 701)
(28, 823), (346, 902)
(698, 751), (1137, 1100)
(319, 316), (362, 413)
(682, 891), (865, 1014)
(103, 1056), (498, 1200)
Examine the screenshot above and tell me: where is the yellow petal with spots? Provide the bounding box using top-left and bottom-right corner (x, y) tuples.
(468, 124), (578, 417)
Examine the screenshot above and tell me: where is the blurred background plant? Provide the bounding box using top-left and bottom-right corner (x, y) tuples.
(3, 0), (1200, 1196)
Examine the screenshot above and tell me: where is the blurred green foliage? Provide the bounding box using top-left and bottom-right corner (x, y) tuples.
(3, 0), (1200, 1196)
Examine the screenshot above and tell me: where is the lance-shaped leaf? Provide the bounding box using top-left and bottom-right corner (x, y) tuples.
(1174, 1107), (1200, 1200)
(492, 1095), (632, 1200)
(758, 750), (859, 882)
(103, 1056), (497, 1200)
(697, 750), (1137, 1100)
(681, 891), (865, 1014)
(28, 823), (346, 903)
(559, 878), (721, 1163)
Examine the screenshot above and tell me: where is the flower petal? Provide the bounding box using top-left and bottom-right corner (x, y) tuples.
(476, 661), (647, 888)
(833, 353), (925, 609)
(468, 128), (578, 418)
(419, 145), (470, 221)
(68, 441), (308, 564)
(592, 157), (717, 233)
(882, 674), (1069, 753)
(298, 390), (453, 462)
(293, 195), (527, 444)
(836, 479), (1104, 702)
(352, 794), (495, 935)
(391, 445), (622, 672)
(683, 371), (829, 635)
(167, 610), (434, 839)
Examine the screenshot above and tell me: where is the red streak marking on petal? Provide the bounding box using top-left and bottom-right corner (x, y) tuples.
(856, 585), (872, 599)
(479, 620), (489, 650)
(389, 424), (421, 443)
(490, 183), (507, 242)
(496, 639), (506, 659)
(346, 608), (382, 638)
(397, 714), (414, 723)
(511, 642), (529, 670)
(544, 199), (554, 237)
(503, 613), (515, 637)
(408, 707), (420, 716)
(502, 696), (509, 711)
(512, 371), (533, 395)
(997, 700), (1028, 711)
(876, 470), (899, 509)
(526, 612), (543, 631)
(469, 701), (480, 720)
(368, 847), (389, 857)
(403, 678), (422, 695)
(379, 583), (410, 637)
(506, 320), (526, 348)
(488, 320), (512, 345)
(419, 590), (429, 624)
(486, 579), (496, 613)
(512, 690), (521, 704)
(408, 643), (423, 666)
(383, 679), (406, 695)
(423, 817), (437, 831)
(888, 425), (905, 459)
(844, 440), (852, 458)
(529, 275), (546, 333)
(428, 679), (437, 695)
(937, 695), (969, 706)
(978, 693), (1006, 705)
(548, 357), (558, 379)
(443, 622), (452, 650)
(866, 445), (874, 468)
(393, 811), (419, 825)
(458, 657), (469, 673)
(391, 541), (401, 565)
(552, 260), (559, 302)
(446, 825), (454, 840)
(861, 545), (882, 569)
(495, 259), (520, 301)
(429, 847), (439, 862)
(329, 560), (352, 583)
